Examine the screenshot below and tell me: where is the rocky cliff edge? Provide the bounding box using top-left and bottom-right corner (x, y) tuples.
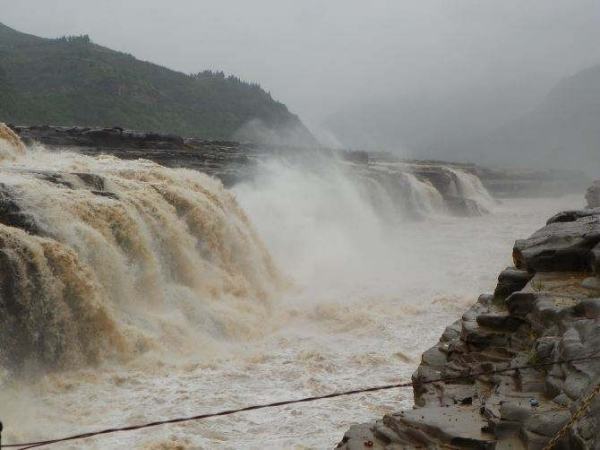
(337, 183), (600, 450)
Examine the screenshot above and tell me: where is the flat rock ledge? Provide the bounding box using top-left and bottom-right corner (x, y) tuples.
(337, 186), (600, 450)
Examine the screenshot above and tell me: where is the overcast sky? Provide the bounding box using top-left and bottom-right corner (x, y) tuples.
(2, 0), (600, 125)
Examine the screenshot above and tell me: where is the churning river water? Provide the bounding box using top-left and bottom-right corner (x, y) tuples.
(0, 127), (584, 449)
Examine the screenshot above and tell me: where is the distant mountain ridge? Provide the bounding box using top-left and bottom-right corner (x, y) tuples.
(469, 64), (600, 173)
(323, 64), (600, 174)
(322, 84), (544, 158)
(0, 22), (316, 144)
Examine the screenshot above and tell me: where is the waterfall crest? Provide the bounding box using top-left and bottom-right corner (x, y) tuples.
(446, 167), (496, 212)
(0, 124), (282, 372)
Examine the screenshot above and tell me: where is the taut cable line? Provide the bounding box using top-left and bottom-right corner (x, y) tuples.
(2, 355), (599, 449)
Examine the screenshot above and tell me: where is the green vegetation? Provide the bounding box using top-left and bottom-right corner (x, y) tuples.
(0, 23), (313, 141)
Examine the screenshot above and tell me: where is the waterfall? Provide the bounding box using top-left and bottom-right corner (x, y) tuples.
(0, 124), (282, 373)
(0, 125), (26, 161)
(446, 167), (496, 211)
(401, 172), (446, 216)
(0, 123), (496, 375)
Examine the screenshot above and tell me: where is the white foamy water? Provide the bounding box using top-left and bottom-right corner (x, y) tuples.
(446, 166), (497, 211)
(0, 126), (584, 449)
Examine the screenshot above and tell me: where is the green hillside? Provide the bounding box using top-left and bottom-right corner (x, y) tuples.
(0, 22), (314, 142)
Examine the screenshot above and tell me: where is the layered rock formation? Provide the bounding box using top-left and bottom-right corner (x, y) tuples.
(338, 187), (600, 449)
(11, 125), (265, 186)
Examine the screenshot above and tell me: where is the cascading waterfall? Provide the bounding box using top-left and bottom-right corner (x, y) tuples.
(0, 125), (25, 161)
(401, 172), (446, 215)
(0, 124), (496, 377)
(0, 123), (508, 449)
(0, 124), (282, 373)
(446, 167), (496, 211)
(346, 162), (449, 221)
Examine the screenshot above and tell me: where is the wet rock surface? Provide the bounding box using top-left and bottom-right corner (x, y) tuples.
(513, 214), (600, 273)
(11, 124), (266, 186)
(337, 193), (600, 449)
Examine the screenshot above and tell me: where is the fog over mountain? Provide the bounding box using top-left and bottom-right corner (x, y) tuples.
(2, 0), (600, 168)
(0, 22), (315, 143)
(327, 65), (600, 174)
(462, 64), (600, 174)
